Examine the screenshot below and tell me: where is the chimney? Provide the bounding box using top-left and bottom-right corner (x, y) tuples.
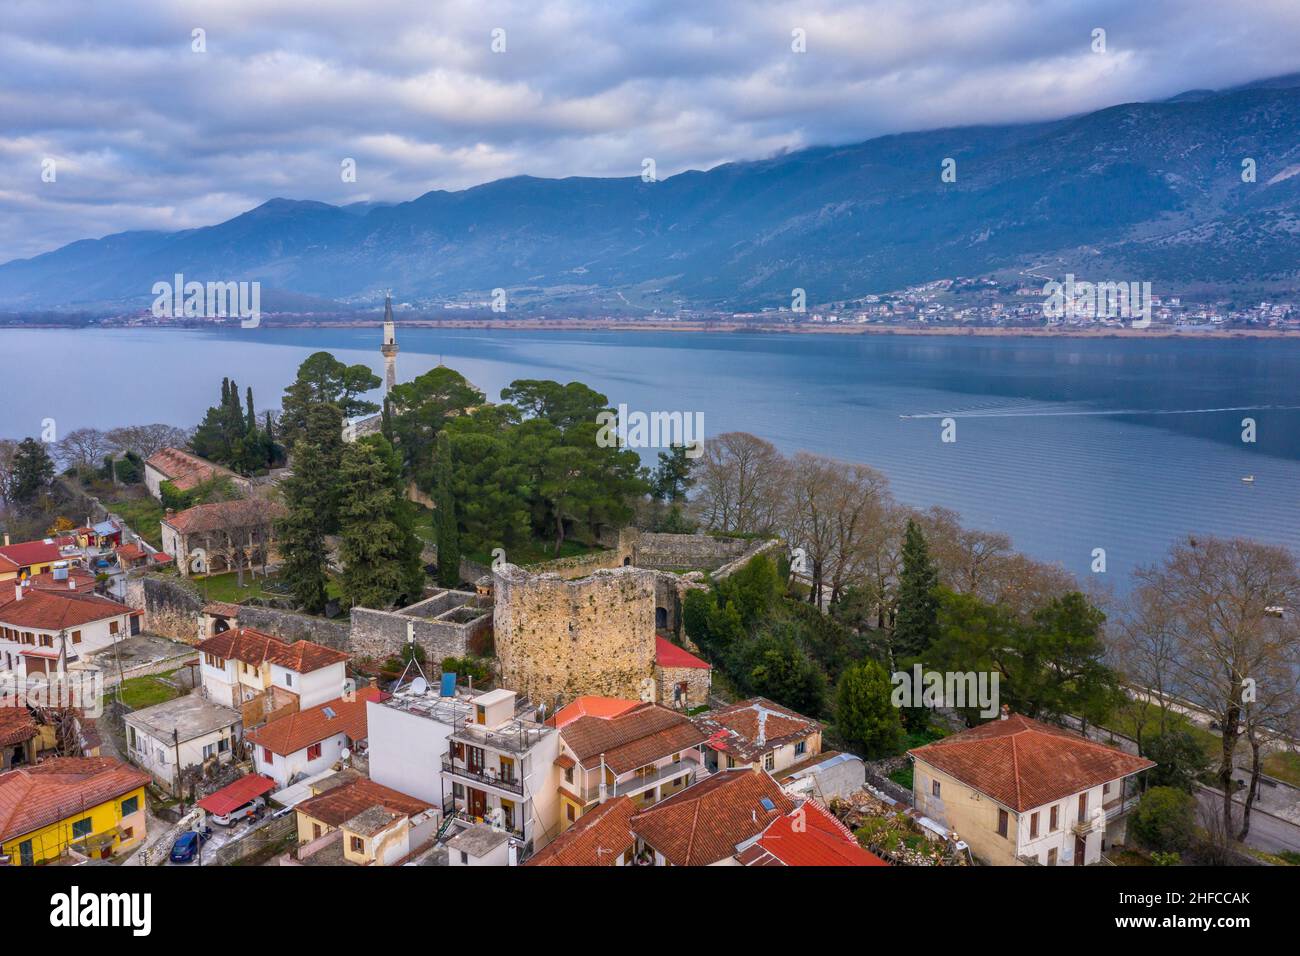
(2, 533), (8, 546)
(14, 583), (23, 601)
(1000, 704), (1011, 721)
(69, 578), (77, 590)
(165, 508), (174, 519)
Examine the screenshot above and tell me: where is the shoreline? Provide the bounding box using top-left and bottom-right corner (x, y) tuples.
(3, 320), (1297, 339)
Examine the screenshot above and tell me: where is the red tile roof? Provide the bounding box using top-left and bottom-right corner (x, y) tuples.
(0, 588), (132, 631)
(692, 697), (821, 764)
(25, 568), (98, 593)
(526, 796), (637, 867)
(0, 706), (37, 748)
(737, 800), (887, 867)
(629, 767), (796, 866)
(0, 540), (64, 570)
(547, 696), (641, 729)
(245, 687), (384, 756)
(296, 777), (432, 828)
(146, 448), (236, 492)
(908, 713), (1155, 813)
(655, 636), (710, 670)
(162, 498), (285, 535)
(197, 774), (276, 816)
(0, 757), (149, 844)
(197, 627), (347, 674)
(558, 702), (708, 775)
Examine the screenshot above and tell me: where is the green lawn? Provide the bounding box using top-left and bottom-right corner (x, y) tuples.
(116, 669), (183, 709)
(1262, 749), (1300, 788)
(102, 494), (166, 548)
(1103, 702), (1223, 761)
(191, 570), (281, 604)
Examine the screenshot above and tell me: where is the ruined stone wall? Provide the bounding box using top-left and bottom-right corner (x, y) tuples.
(349, 606), (490, 667)
(631, 532), (757, 571)
(655, 663), (711, 711)
(235, 605), (351, 651)
(128, 574), (203, 643)
(493, 564), (656, 707)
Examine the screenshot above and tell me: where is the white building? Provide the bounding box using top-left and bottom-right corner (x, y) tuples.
(197, 627), (349, 713)
(368, 683), (560, 855)
(246, 687), (382, 789)
(0, 580), (138, 677)
(124, 693), (242, 794)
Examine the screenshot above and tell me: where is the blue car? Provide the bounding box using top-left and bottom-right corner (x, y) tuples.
(169, 828), (210, 864)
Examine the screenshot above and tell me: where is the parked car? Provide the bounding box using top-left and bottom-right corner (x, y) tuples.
(211, 797), (266, 826)
(169, 828), (211, 864)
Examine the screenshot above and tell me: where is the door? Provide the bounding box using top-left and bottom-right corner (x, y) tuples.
(1074, 835), (1086, 866)
(467, 746), (485, 775)
(468, 787), (487, 819)
(19, 840), (34, 866)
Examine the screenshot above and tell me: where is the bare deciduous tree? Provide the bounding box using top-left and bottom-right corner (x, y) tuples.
(694, 431), (785, 535)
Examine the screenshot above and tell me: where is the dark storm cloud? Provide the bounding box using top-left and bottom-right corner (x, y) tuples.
(2, 0), (1299, 261)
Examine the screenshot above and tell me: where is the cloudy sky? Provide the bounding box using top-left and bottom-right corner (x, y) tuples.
(3, 0), (1299, 263)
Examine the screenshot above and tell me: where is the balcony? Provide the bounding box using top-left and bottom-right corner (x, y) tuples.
(441, 757), (524, 796)
(578, 759), (699, 803)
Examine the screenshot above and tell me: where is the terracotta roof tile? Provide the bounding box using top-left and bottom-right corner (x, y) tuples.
(162, 498), (284, 535)
(0, 706), (37, 748)
(692, 697), (821, 764)
(908, 714), (1155, 813)
(296, 777), (431, 828)
(145, 448), (236, 491)
(740, 800), (887, 866)
(246, 688), (383, 756)
(0, 757), (149, 844)
(0, 540), (64, 569)
(0, 588), (132, 631)
(559, 702), (707, 775)
(197, 627), (347, 674)
(547, 696), (641, 729)
(655, 636), (710, 670)
(526, 796), (636, 866)
(629, 767), (796, 866)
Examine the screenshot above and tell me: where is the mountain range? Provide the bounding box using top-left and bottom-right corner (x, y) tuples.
(4, 74), (1300, 313)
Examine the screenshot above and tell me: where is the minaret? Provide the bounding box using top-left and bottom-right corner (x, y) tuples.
(381, 292), (399, 393)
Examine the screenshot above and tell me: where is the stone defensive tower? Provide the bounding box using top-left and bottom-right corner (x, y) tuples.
(380, 292), (399, 393)
(492, 563), (657, 709)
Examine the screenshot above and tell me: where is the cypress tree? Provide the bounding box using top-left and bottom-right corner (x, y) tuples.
(434, 431), (460, 587)
(276, 439), (332, 614)
(336, 436), (425, 609)
(894, 518), (940, 659)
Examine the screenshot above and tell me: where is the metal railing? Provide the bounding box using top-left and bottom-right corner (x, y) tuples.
(440, 758), (525, 795)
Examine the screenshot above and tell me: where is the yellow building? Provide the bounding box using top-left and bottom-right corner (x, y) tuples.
(0, 757), (149, 866)
(0, 538), (68, 586)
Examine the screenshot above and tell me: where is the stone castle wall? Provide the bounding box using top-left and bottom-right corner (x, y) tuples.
(127, 574), (203, 643)
(493, 564), (656, 707)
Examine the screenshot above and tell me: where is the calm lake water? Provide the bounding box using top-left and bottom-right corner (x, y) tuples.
(4, 326), (1299, 591)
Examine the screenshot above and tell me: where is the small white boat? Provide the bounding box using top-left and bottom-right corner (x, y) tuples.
(1241, 475), (1255, 484)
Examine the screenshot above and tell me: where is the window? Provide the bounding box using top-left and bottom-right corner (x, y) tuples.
(1029, 812), (1039, 839)
(997, 809), (1009, 838)
(931, 780), (941, 798)
(726, 755), (736, 769)
(202, 742), (216, 760)
(218, 738), (230, 753)
(1050, 805), (1059, 831)
(794, 740), (807, 757)
(350, 836), (364, 853)
(459, 851), (468, 864)
(1047, 847), (1058, 866)
(110, 620), (119, 635)
(262, 747), (273, 763)
(284, 672), (293, 687)
(1078, 792), (1088, 817)
(307, 743), (323, 760)
(763, 753), (775, 771)
(72, 817), (93, 839)
(313, 824), (322, 839)
(71, 630), (82, 645)
(564, 766), (574, 784)
(121, 795), (139, 816)
(566, 804), (576, 822)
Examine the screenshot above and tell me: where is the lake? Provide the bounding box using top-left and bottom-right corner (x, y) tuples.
(4, 326), (1299, 590)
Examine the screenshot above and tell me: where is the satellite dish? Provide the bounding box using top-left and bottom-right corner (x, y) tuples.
(410, 676), (428, 696)
(340, 748), (351, 761)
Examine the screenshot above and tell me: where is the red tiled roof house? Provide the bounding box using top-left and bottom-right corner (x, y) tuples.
(908, 712), (1154, 866)
(197, 626), (349, 718)
(246, 687), (384, 789)
(0, 583), (139, 677)
(160, 497), (285, 577)
(144, 447), (249, 502)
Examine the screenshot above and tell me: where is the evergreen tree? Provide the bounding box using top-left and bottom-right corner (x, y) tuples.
(894, 518), (940, 659)
(8, 438), (55, 503)
(650, 444), (695, 503)
(336, 436), (425, 609)
(434, 431), (461, 588)
(275, 440), (332, 613)
(835, 660), (904, 758)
